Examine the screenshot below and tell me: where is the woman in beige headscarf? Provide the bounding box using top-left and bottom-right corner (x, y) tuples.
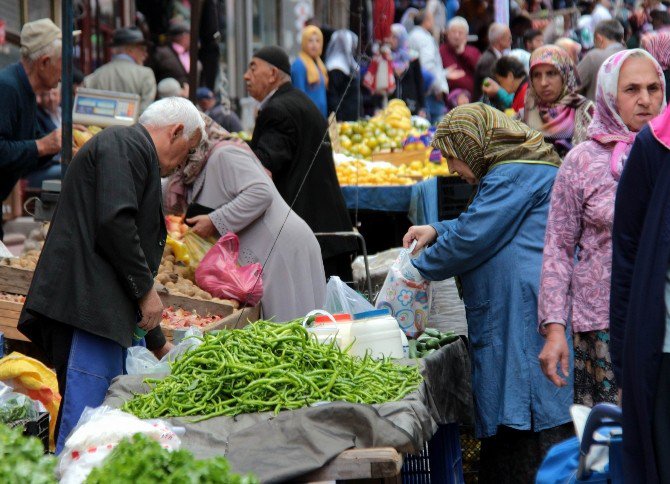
(165, 114), (326, 321)
(402, 103), (571, 482)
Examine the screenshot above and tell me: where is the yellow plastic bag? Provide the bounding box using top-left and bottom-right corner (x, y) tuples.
(0, 352), (61, 450)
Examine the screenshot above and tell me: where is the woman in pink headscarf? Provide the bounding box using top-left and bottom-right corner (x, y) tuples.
(641, 31), (670, 102)
(537, 49), (666, 406)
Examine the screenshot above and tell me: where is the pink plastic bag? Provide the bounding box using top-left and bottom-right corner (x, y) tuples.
(195, 232), (263, 306)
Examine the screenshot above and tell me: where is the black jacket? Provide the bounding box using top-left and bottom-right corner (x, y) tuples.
(473, 48), (498, 101)
(19, 124), (167, 349)
(250, 83), (355, 258)
(152, 45), (189, 86)
(392, 59), (425, 115)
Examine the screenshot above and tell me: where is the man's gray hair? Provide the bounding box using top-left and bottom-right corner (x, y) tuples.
(488, 22), (510, 44)
(21, 38), (62, 63)
(139, 97), (206, 140)
(595, 19), (624, 43)
(448, 16), (469, 32)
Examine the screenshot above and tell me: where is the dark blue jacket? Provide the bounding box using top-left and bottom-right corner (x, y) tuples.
(0, 63), (40, 201)
(610, 127), (670, 484)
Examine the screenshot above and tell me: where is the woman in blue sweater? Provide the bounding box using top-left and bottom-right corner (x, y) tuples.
(292, 26), (329, 118)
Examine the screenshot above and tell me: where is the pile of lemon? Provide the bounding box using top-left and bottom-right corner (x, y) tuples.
(336, 158), (452, 186)
(337, 100), (416, 159)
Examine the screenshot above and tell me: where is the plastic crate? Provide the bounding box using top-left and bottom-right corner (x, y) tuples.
(9, 411), (50, 452)
(402, 423), (465, 484)
(437, 177), (477, 221)
(460, 425), (480, 483)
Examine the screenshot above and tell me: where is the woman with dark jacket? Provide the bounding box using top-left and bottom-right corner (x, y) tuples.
(389, 23), (425, 115)
(325, 29), (360, 121)
(610, 104), (670, 483)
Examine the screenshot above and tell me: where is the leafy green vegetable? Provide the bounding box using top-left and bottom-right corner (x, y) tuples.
(0, 396), (34, 424)
(0, 424), (56, 484)
(122, 320), (423, 420)
(85, 433), (258, 484)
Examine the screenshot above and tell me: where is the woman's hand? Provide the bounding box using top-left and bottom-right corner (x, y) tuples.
(539, 323), (570, 387)
(186, 215), (218, 238)
(403, 225), (438, 254)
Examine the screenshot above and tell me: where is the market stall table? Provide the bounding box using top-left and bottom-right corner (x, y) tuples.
(103, 337), (472, 482)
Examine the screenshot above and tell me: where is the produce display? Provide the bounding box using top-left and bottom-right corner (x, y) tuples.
(161, 306), (222, 330)
(122, 320), (423, 421)
(410, 328), (460, 358)
(0, 292), (26, 303)
(0, 424), (56, 483)
(335, 156), (451, 186)
(72, 125), (101, 149)
(0, 250), (40, 271)
(85, 433), (258, 484)
(337, 100), (422, 159)
(166, 214), (189, 240)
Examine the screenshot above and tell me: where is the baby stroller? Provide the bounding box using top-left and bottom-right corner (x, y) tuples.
(536, 403), (623, 484)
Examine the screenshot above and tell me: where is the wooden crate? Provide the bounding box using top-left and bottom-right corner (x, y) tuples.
(0, 265), (34, 295)
(0, 299), (28, 342)
(161, 305), (260, 343)
(371, 148), (431, 166)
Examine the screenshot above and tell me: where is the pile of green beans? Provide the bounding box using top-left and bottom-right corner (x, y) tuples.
(122, 320), (423, 421)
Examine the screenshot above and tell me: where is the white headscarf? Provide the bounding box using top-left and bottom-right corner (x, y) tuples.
(325, 30), (359, 76)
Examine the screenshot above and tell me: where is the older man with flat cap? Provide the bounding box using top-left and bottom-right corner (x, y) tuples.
(84, 27), (157, 112)
(244, 46), (356, 281)
(0, 18), (63, 241)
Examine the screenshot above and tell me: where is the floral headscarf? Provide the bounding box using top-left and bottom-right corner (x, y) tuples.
(165, 113), (250, 213)
(588, 49), (666, 180)
(432, 103), (561, 180)
(523, 45), (590, 141)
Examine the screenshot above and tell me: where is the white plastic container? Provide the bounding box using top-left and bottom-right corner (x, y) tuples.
(348, 309), (404, 359)
(307, 312), (353, 348)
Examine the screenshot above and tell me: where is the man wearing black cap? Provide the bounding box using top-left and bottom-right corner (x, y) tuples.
(152, 23), (193, 87)
(83, 27), (156, 113)
(245, 46), (356, 281)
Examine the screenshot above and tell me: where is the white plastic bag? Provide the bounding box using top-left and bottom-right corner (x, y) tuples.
(125, 327), (204, 375)
(374, 242), (431, 337)
(58, 406), (183, 484)
(324, 276), (374, 315)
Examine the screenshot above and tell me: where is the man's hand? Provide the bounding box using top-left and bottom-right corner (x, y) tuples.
(539, 323), (570, 387)
(446, 66), (466, 81)
(152, 341), (174, 360)
(482, 78), (501, 97)
(403, 225), (438, 254)
(36, 129), (62, 157)
(185, 215), (218, 238)
(138, 287), (163, 332)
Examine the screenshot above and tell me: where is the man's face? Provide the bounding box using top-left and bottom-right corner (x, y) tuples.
(423, 12), (434, 32)
(526, 34), (544, 52)
(244, 58), (276, 101)
(176, 33), (190, 49)
(447, 25), (467, 49)
(127, 44), (148, 64)
(157, 125), (203, 177)
(37, 54), (62, 91)
(499, 28), (513, 50)
(197, 97), (216, 111)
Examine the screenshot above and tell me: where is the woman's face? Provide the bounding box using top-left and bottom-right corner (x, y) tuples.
(305, 33), (322, 58)
(389, 33), (400, 51)
(447, 156), (478, 185)
(456, 93), (470, 105)
(531, 64), (564, 104)
(616, 56), (664, 132)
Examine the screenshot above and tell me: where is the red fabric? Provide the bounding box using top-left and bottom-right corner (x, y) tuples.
(373, 0), (395, 41)
(512, 82), (528, 112)
(439, 43), (481, 94)
(363, 54), (397, 94)
(195, 232), (263, 306)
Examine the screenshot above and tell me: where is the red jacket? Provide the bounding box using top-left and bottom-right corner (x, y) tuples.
(439, 43), (481, 94)
(512, 82), (528, 112)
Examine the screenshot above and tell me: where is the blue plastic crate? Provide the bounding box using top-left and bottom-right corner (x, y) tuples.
(402, 423), (465, 484)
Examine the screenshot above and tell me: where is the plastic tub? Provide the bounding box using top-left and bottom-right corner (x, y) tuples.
(349, 309), (403, 359)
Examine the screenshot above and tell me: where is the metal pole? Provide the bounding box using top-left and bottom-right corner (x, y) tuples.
(61, 0), (74, 173)
(189, 0), (203, 104)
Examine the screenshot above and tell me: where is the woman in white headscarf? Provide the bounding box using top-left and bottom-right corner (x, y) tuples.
(325, 29), (359, 121)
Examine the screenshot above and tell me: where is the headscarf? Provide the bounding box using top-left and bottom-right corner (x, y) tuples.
(165, 113), (252, 213)
(390, 24), (411, 73)
(446, 89), (472, 110)
(641, 31), (670, 70)
(325, 30), (358, 77)
(523, 45), (590, 141)
(432, 103), (561, 180)
(299, 26), (329, 86)
(588, 49), (666, 179)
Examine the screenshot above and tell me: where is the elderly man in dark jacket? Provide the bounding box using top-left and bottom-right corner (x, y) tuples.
(19, 97), (204, 452)
(245, 46), (356, 280)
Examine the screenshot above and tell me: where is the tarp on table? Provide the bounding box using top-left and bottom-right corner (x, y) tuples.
(103, 339), (473, 483)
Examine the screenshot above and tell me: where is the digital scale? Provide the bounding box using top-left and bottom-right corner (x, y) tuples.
(34, 88), (141, 221)
(72, 87), (141, 127)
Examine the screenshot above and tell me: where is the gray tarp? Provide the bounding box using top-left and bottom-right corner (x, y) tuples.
(103, 339), (473, 483)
